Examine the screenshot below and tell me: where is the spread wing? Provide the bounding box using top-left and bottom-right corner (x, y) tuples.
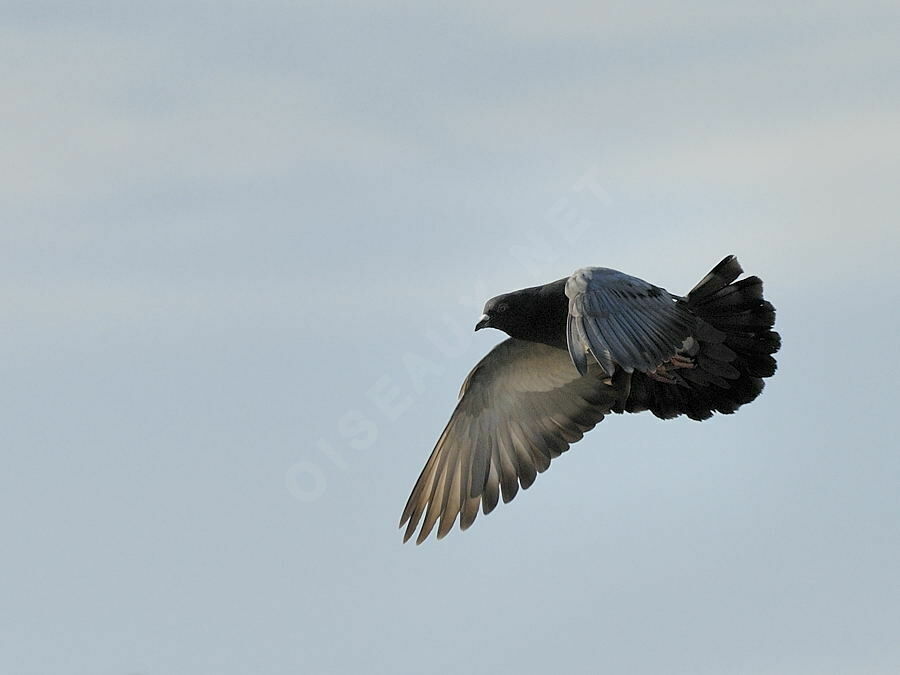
(399, 338), (617, 544)
(565, 267), (696, 376)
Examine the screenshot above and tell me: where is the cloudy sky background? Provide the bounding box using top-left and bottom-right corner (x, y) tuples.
(2, 2), (899, 674)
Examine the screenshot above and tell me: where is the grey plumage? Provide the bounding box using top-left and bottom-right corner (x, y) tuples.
(400, 256), (780, 544)
(565, 267), (696, 376)
(400, 339), (615, 544)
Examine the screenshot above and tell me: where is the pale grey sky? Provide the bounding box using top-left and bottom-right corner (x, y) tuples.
(2, 2), (899, 674)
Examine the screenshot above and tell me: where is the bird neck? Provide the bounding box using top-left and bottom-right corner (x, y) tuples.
(504, 279), (569, 349)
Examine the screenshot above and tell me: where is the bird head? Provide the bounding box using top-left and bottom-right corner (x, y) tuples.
(475, 294), (513, 332)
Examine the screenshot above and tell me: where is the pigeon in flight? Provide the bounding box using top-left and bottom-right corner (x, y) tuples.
(400, 256), (780, 544)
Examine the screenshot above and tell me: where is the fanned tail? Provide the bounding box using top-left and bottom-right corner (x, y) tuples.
(625, 255), (781, 421)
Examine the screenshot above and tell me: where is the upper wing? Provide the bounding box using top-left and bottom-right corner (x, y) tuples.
(399, 338), (617, 544)
(565, 267), (696, 376)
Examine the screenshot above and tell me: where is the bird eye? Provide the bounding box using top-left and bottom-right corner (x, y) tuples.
(497, 303), (508, 313)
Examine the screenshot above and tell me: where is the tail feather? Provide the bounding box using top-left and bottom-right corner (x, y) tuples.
(625, 255), (780, 421)
(686, 255), (743, 301)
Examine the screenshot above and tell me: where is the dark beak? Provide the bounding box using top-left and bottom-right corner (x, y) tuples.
(475, 314), (490, 331)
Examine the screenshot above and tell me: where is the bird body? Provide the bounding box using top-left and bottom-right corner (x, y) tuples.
(400, 256), (780, 544)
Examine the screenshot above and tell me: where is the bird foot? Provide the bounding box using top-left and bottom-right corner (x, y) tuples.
(669, 354), (695, 369)
(648, 354), (695, 383)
